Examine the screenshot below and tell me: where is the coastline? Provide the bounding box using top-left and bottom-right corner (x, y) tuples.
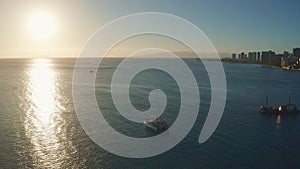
(220, 58), (300, 71)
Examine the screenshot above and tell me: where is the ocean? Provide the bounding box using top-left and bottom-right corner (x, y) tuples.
(0, 58), (300, 169)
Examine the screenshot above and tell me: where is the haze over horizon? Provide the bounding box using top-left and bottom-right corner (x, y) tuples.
(1, 0), (299, 58)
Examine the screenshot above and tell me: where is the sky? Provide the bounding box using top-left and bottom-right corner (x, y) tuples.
(0, 0), (299, 58)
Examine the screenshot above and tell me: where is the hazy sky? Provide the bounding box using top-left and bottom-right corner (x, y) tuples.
(0, 0), (299, 58)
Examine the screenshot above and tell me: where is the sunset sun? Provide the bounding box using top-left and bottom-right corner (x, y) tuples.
(28, 11), (56, 38)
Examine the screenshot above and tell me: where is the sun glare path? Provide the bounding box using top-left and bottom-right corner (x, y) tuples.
(23, 59), (68, 167)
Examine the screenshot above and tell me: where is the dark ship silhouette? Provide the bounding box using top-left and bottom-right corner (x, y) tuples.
(260, 96), (299, 115)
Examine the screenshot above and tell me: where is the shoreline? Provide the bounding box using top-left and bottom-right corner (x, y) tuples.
(220, 58), (300, 71)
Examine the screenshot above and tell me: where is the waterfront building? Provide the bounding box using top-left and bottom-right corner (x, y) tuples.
(238, 52), (246, 60)
(283, 51), (291, 57)
(281, 56), (299, 69)
(272, 54), (282, 63)
(257, 52), (261, 62)
(293, 48), (300, 57)
(253, 52), (257, 61)
(248, 52), (253, 60)
(248, 52), (256, 61)
(241, 52), (245, 60)
(261, 50), (276, 63)
(232, 53), (236, 60)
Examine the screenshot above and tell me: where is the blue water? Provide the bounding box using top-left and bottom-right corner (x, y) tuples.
(0, 58), (300, 168)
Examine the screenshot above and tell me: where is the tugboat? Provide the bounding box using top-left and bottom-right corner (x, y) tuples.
(260, 96), (299, 115)
(144, 116), (168, 132)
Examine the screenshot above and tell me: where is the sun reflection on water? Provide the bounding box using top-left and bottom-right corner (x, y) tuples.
(24, 58), (69, 168)
(30, 59), (56, 123)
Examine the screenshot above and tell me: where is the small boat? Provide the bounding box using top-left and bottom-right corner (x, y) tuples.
(260, 96), (299, 115)
(144, 116), (168, 132)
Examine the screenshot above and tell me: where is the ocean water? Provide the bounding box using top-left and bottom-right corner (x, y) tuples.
(0, 58), (300, 169)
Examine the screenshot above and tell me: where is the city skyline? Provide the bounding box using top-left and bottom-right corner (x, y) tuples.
(0, 0), (299, 58)
(232, 47), (300, 59)
(229, 47), (300, 70)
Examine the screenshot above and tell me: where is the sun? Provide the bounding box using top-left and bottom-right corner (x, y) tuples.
(28, 11), (56, 38)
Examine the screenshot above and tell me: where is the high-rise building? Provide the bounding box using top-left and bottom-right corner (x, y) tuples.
(257, 52), (261, 61)
(241, 52), (245, 60)
(248, 52), (253, 60)
(281, 56), (298, 68)
(283, 51), (290, 57)
(276, 54), (284, 63)
(253, 52), (257, 61)
(293, 48), (300, 57)
(232, 53), (236, 60)
(248, 52), (257, 61)
(261, 50), (276, 63)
